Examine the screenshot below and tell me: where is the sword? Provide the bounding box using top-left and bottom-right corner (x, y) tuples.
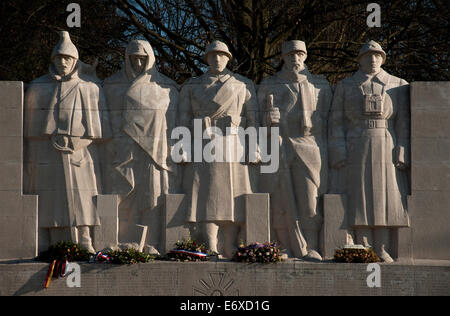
(52, 135), (78, 243)
(267, 93), (308, 257)
(61, 152), (78, 243)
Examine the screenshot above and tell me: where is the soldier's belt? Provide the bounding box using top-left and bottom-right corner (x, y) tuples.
(360, 119), (391, 129)
(197, 115), (243, 134)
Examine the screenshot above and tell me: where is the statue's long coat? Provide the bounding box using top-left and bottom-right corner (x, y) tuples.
(102, 41), (179, 248)
(178, 69), (259, 223)
(24, 63), (111, 228)
(328, 69), (410, 227)
(257, 67), (332, 257)
(258, 67), (332, 219)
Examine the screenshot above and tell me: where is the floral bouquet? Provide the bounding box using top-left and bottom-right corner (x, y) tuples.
(232, 242), (283, 263)
(36, 241), (92, 289)
(105, 248), (153, 264)
(334, 246), (380, 263)
(167, 238), (216, 262)
(37, 240), (92, 263)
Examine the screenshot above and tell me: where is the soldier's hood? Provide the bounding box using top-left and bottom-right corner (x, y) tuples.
(48, 59), (80, 82)
(124, 40), (157, 81)
(51, 31), (79, 60)
(47, 31), (80, 82)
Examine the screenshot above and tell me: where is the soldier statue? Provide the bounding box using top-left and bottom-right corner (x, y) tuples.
(24, 31), (111, 253)
(178, 41), (259, 257)
(328, 40), (410, 262)
(258, 40), (333, 260)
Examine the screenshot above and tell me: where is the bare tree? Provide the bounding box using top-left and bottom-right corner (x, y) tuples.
(0, 0), (129, 82)
(1, 0), (447, 84)
(113, 0), (449, 84)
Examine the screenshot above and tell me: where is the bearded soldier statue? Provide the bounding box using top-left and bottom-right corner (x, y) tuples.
(258, 40), (333, 260)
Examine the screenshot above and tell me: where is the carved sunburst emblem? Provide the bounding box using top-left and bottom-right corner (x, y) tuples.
(193, 272), (239, 296)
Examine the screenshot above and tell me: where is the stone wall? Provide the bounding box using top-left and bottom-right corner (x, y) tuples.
(1, 81), (450, 261)
(1, 261), (449, 296)
(408, 82), (450, 260)
(0, 82), (38, 260)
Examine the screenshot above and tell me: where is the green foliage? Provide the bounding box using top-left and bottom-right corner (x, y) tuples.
(106, 248), (154, 264)
(334, 247), (380, 263)
(37, 240), (92, 262)
(232, 242), (283, 264)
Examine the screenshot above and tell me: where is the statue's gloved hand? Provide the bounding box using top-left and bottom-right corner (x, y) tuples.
(394, 146), (408, 170)
(395, 161), (408, 170)
(247, 149), (261, 165)
(56, 134), (69, 148)
(265, 94), (280, 127)
(266, 108), (280, 127)
(51, 134), (74, 154)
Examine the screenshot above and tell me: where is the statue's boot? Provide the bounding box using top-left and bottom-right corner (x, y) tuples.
(78, 226), (96, 254)
(303, 229), (323, 261)
(205, 222), (219, 254)
(373, 228), (394, 263)
(378, 245), (394, 263)
(304, 249), (323, 261)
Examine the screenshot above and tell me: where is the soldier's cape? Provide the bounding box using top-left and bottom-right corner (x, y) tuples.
(24, 60), (110, 140)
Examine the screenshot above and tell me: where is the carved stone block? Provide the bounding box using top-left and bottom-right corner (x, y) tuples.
(323, 194), (348, 259)
(244, 193), (270, 244)
(408, 82), (450, 260)
(0, 81), (38, 260)
(93, 194), (119, 251)
(163, 194), (191, 254)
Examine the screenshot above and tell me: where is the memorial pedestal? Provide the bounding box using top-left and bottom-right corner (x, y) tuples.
(1, 260), (449, 296)
(163, 193), (270, 254)
(0, 82), (38, 260)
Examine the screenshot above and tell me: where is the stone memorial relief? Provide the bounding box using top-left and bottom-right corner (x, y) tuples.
(23, 31), (111, 253)
(7, 30), (428, 265)
(193, 272), (239, 296)
(258, 40), (333, 260)
(178, 41), (261, 258)
(328, 40), (410, 262)
(103, 40), (180, 254)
